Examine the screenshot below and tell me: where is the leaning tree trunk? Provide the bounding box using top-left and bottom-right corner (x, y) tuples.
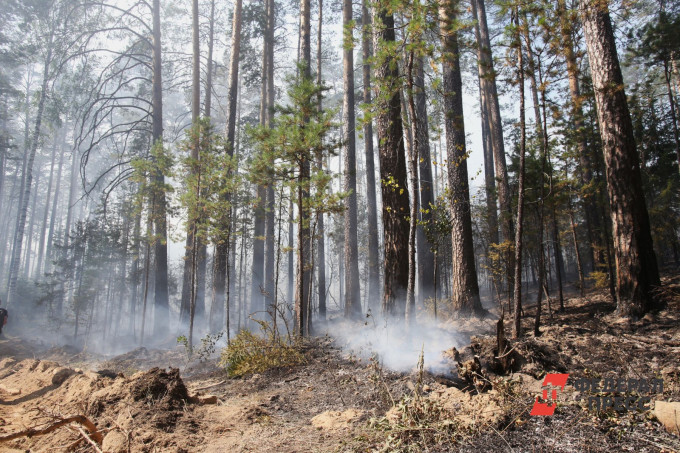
(372, 2), (410, 319)
(439, 0), (484, 316)
(579, 0), (662, 317)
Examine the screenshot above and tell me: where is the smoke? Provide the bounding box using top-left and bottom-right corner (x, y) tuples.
(320, 315), (488, 375)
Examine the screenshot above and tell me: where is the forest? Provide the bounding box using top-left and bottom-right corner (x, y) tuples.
(0, 0), (680, 451)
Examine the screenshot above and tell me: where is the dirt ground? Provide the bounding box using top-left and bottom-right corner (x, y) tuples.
(1, 274), (680, 452)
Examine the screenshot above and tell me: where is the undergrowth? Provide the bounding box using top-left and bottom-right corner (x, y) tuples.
(218, 320), (305, 377)
(368, 350), (464, 452)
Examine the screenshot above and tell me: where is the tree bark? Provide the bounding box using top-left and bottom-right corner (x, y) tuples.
(361, 1), (380, 314)
(295, 0), (313, 336)
(557, 0), (602, 272)
(343, 0), (362, 319)
(512, 9), (527, 339)
(152, 0), (169, 336)
(316, 0), (327, 320)
(251, 1), (268, 324)
(439, 0), (484, 316)
(372, 1), (410, 319)
(211, 0), (242, 333)
(579, 0), (662, 317)
(36, 137), (60, 278)
(405, 53), (419, 325)
(471, 0), (514, 298)
(181, 0), (203, 337)
(414, 56), (436, 305)
(264, 0), (276, 323)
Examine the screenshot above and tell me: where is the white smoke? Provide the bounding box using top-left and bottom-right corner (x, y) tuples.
(320, 314), (496, 374)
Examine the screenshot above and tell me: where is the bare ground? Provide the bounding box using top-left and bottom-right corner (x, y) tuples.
(1, 273), (679, 452)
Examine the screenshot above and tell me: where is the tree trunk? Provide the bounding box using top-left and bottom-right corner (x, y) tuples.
(662, 59), (680, 175)
(181, 0), (203, 337)
(533, 48), (549, 337)
(264, 0), (276, 324)
(316, 0), (327, 321)
(372, 1), (410, 319)
(405, 53), (419, 325)
(474, 33), (499, 289)
(152, 0), (169, 337)
(295, 0), (313, 336)
(36, 138), (59, 278)
(211, 0), (242, 333)
(512, 9), (527, 339)
(288, 194), (294, 305)
(439, 0), (484, 316)
(251, 10), (268, 324)
(195, 0), (215, 333)
(471, 0), (514, 299)
(7, 30), (53, 307)
(197, 0), (214, 328)
(414, 56), (435, 305)
(568, 198), (586, 297)
(558, 0), (602, 273)
(342, 0), (362, 319)
(361, 0), (381, 314)
(579, 0), (662, 317)
(23, 167), (41, 279)
(43, 137), (66, 275)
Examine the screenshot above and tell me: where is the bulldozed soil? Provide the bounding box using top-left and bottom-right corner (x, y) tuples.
(1, 274), (680, 452)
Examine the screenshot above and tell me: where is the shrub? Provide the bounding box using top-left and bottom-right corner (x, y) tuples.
(219, 324), (305, 377)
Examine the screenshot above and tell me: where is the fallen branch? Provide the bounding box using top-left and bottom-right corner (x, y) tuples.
(495, 346), (518, 360)
(623, 334), (680, 347)
(191, 380), (226, 392)
(0, 415), (103, 445)
(74, 425), (104, 453)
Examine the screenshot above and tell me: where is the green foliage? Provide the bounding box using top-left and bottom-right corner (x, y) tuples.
(218, 321), (306, 378)
(629, 10), (680, 66)
(176, 118), (241, 247)
(178, 331), (224, 362)
(248, 67), (346, 226)
(421, 194), (452, 255)
(130, 139), (175, 244)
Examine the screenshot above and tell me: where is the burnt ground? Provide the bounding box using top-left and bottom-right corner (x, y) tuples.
(0, 273), (679, 452)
